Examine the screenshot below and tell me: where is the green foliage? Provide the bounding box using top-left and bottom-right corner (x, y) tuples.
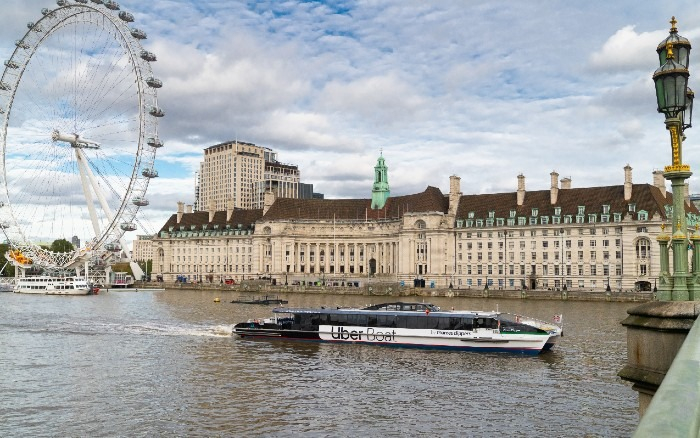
(50, 239), (74, 253)
(0, 243), (15, 277)
(111, 262), (133, 276)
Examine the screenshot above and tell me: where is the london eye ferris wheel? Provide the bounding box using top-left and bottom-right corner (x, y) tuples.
(0, 0), (163, 276)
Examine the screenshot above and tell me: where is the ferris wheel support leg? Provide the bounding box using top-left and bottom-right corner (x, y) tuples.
(75, 149), (102, 239)
(76, 148), (116, 229)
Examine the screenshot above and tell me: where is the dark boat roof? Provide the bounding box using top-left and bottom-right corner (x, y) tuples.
(272, 302), (499, 318)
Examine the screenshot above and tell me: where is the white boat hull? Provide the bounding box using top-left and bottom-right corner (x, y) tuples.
(318, 325), (548, 352)
(14, 276), (92, 296)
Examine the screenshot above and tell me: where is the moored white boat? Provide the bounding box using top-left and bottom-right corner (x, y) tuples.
(233, 302), (563, 354)
(14, 276), (92, 295)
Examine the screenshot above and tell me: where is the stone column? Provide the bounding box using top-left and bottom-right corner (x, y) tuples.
(619, 302), (700, 416)
(657, 228), (672, 301)
(688, 229), (700, 300)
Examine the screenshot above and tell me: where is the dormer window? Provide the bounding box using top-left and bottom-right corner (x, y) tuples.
(577, 206), (585, 215)
(554, 207), (561, 216)
(629, 203), (636, 213)
(510, 210), (517, 218)
(488, 211), (495, 218)
(468, 211), (475, 219)
(532, 208), (539, 217)
(614, 213), (622, 222)
(588, 214), (597, 223)
(638, 210), (648, 221)
(602, 204), (610, 214)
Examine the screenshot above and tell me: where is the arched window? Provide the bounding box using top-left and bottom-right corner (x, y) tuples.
(415, 220), (426, 229)
(636, 238), (651, 259)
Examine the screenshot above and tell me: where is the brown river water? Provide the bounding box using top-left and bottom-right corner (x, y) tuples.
(0, 289), (638, 437)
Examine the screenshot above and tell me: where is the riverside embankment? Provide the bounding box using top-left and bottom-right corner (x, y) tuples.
(145, 280), (653, 302)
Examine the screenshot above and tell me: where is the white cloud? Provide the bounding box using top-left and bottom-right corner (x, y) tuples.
(1, 0), (700, 241)
(589, 26), (666, 72)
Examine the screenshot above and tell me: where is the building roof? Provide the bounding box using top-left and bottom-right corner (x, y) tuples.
(158, 209), (263, 233)
(157, 183), (697, 233)
(455, 183), (695, 220)
(261, 186), (448, 221)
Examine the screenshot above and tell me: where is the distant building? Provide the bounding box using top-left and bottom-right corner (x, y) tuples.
(132, 234), (155, 262)
(195, 140), (302, 211)
(299, 183), (314, 199)
(71, 235), (80, 249)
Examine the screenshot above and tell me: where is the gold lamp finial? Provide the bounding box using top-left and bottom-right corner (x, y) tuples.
(661, 223), (666, 232)
(666, 42), (675, 60)
(670, 16), (678, 32)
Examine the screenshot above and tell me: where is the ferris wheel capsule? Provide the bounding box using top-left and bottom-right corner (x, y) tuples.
(118, 11), (134, 22)
(90, 0), (103, 4)
(132, 196), (149, 207)
(142, 168), (159, 178)
(104, 243), (122, 252)
(130, 28), (147, 39)
(104, 1), (120, 10)
(146, 77), (162, 88)
(0, 82), (11, 91)
(140, 50), (156, 62)
(15, 40), (30, 49)
(75, 0), (88, 3)
(120, 222), (137, 231)
(4, 60), (19, 69)
(149, 106), (164, 117)
(147, 137), (163, 148)
(56, 0), (68, 7)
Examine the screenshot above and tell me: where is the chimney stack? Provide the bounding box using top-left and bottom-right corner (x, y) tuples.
(561, 177), (571, 190)
(517, 174), (526, 206)
(226, 198), (234, 222)
(624, 164), (633, 201)
(208, 199), (216, 223)
(653, 170), (666, 194)
(185, 204), (193, 214)
(263, 190), (276, 215)
(550, 171), (559, 205)
(448, 175), (462, 216)
(176, 201), (184, 224)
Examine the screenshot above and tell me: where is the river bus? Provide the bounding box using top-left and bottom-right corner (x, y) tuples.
(233, 302), (562, 354)
(14, 276), (92, 295)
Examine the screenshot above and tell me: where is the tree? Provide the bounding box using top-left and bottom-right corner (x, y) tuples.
(0, 243), (15, 277)
(50, 239), (74, 253)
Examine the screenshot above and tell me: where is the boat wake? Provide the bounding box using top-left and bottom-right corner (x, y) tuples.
(122, 322), (234, 337)
(22, 320), (235, 338)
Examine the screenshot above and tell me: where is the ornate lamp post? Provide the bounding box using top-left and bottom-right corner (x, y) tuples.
(653, 17), (695, 300)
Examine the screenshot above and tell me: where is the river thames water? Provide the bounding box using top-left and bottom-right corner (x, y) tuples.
(0, 289), (639, 437)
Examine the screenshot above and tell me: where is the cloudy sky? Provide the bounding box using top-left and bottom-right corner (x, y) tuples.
(1, 0), (700, 243)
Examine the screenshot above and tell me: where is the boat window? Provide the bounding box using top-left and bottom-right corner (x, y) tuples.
(474, 318), (497, 329)
(455, 318), (474, 330)
(377, 315), (396, 327)
(435, 317), (452, 330)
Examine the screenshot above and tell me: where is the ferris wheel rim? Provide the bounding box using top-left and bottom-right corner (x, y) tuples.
(0, 2), (162, 270)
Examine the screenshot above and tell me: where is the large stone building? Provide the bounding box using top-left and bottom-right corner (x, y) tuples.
(149, 157), (700, 292)
(195, 140), (300, 211)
